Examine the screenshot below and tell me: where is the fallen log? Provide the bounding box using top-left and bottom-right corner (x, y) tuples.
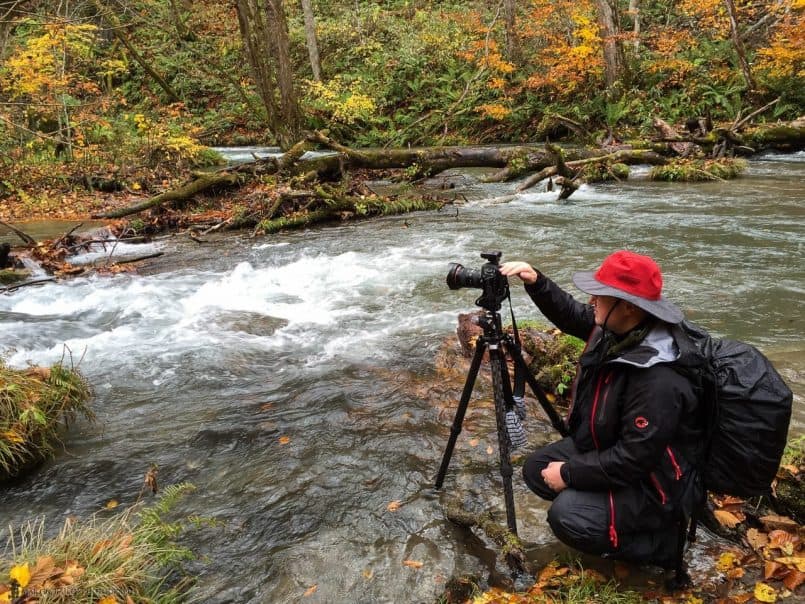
(443, 495), (531, 575)
(93, 173), (240, 219)
(516, 148), (668, 193)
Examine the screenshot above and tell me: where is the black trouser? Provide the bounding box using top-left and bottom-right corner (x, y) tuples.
(522, 437), (679, 568)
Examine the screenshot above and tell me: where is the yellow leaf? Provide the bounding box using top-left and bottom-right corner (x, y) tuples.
(279, 435), (290, 445)
(0, 588), (10, 603)
(386, 501), (401, 512)
(754, 582), (777, 603)
(774, 556), (805, 572)
(303, 585), (317, 597)
(9, 563), (30, 588)
(97, 597), (118, 604)
(362, 568), (373, 580)
(716, 552), (738, 572)
(105, 499), (119, 509)
(403, 559), (423, 569)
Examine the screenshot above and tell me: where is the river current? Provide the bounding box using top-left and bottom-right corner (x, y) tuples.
(0, 152), (803, 602)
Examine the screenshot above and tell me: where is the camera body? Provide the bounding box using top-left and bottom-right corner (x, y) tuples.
(446, 251), (510, 311)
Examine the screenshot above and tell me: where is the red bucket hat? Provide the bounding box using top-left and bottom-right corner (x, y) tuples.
(572, 250), (684, 324)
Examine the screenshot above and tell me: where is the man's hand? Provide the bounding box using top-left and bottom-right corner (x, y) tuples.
(499, 261), (538, 285)
(541, 461), (567, 492)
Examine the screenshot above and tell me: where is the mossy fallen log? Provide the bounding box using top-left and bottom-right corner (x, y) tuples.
(0, 269), (30, 285)
(0, 362), (94, 483)
(93, 173), (240, 219)
(650, 157), (747, 181)
(257, 195), (444, 234)
(443, 495), (531, 575)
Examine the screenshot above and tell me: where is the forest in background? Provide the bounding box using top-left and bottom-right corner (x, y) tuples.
(0, 0), (803, 218)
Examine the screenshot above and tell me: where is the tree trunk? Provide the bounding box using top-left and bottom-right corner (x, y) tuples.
(300, 0), (322, 81)
(595, 0), (625, 92)
(724, 0), (756, 91)
(235, 0), (302, 148)
(628, 0), (640, 52)
(503, 0), (519, 63)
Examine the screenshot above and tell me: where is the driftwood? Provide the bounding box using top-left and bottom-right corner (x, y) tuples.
(443, 495), (531, 575)
(0, 220), (35, 245)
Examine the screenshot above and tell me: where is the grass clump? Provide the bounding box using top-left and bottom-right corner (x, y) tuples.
(469, 560), (645, 604)
(650, 157), (747, 182)
(0, 483), (198, 603)
(0, 361), (93, 482)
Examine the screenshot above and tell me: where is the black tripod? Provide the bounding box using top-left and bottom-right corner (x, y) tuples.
(434, 306), (568, 535)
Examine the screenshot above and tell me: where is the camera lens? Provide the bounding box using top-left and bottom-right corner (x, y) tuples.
(446, 262), (482, 289)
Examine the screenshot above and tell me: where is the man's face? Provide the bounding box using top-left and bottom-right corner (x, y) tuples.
(590, 295), (630, 333)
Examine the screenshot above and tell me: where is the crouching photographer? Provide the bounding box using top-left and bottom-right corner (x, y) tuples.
(500, 251), (704, 571)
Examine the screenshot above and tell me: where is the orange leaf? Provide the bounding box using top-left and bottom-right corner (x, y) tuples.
(303, 585), (317, 597)
(783, 569), (805, 591)
(403, 560), (423, 569)
(485, 446), (494, 455)
(765, 560), (783, 580)
(279, 435), (290, 445)
(386, 501), (401, 512)
(468, 438), (479, 447)
(714, 509), (742, 528)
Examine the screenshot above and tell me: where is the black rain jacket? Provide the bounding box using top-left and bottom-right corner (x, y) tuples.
(525, 273), (704, 544)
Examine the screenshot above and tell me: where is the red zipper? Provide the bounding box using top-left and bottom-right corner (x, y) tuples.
(608, 491), (618, 547)
(589, 372), (612, 449)
(666, 446), (683, 480)
(650, 472), (668, 504)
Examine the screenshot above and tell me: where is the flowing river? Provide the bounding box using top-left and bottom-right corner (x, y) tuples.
(1, 152), (803, 603)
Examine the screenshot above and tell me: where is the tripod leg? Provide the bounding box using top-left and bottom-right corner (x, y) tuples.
(435, 338), (487, 489)
(489, 346), (518, 535)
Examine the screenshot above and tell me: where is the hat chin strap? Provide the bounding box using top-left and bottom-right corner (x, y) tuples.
(601, 298), (622, 334)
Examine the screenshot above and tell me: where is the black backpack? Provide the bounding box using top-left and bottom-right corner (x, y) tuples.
(675, 321), (793, 497)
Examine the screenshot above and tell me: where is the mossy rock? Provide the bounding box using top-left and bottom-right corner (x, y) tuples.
(0, 269), (30, 285)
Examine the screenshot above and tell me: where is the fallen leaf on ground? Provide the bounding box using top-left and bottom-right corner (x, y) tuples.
(486, 446), (494, 455)
(747, 528), (769, 550)
(717, 552), (739, 572)
(754, 581), (778, 603)
(105, 499), (119, 509)
(279, 435), (290, 445)
(468, 438), (479, 447)
(760, 515), (800, 533)
(303, 585), (317, 597)
(783, 569), (805, 591)
(774, 556), (805, 572)
(402, 560), (423, 569)
(387, 500), (401, 512)
(714, 510), (742, 528)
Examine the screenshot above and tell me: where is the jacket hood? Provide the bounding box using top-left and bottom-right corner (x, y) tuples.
(610, 324), (680, 368)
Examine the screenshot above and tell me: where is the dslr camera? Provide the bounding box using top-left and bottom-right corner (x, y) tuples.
(446, 251), (510, 311)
